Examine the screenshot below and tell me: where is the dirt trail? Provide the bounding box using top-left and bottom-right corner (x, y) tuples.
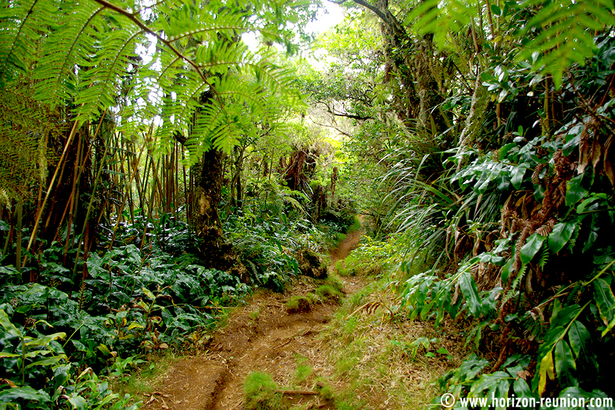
(328, 219), (365, 273)
(144, 223), (366, 410)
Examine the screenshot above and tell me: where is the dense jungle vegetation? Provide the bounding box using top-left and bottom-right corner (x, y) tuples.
(1, 0), (615, 408)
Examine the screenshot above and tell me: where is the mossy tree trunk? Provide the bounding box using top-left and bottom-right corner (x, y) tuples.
(350, 0), (447, 137)
(190, 146), (241, 272)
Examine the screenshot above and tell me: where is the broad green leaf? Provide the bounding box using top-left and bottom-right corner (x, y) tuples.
(548, 222), (577, 254)
(98, 344), (111, 355)
(0, 386), (50, 403)
(460, 271), (482, 316)
(554, 340), (576, 377)
(68, 395), (87, 410)
(0, 310), (21, 338)
(24, 349), (52, 358)
(436, 347), (450, 355)
(542, 325), (567, 349)
(127, 321), (144, 331)
(513, 377), (533, 398)
(479, 253), (506, 266)
(25, 354), (66, 368)
(602, 315), (615, 337)
(137, 300), (149, 311)
(0, 352), (20, 358)
(33, 318), (53, 328)
(511, 164), (529, 189)
(499, 143), (518, 160)
(558, 386), (614, 408)
(566, 174), (588, 206)
(501, 258), (513, 284)
(538, 350), (555, 396)
(24, 332), (66, 347)
(583, 224), (599, 253)
(420, 301), (433, 320)
(520, 233), (546, 264)
(142, 287), (156, 300)
(469, 371), (511, 396)
(568, 321), (591, 358)
(577, 193), (609, 214)
(550, 304), (583, 330)
(594, 278), (615, 325)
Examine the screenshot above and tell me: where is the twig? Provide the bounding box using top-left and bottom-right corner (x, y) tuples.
(274, 328), (320, 349)
(276, 389), (319, 395)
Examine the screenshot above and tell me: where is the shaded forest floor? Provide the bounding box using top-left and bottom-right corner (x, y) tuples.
(135, 223), (463, 409)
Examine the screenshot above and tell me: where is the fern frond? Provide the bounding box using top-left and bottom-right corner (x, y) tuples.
(2, 0), (307, 172)
(0, 87), (58, 200)
(0, 0), (55, 87)
(161, 6), (250, 43)
(406, 0), (478, 50)
(75, 25), (144, 122)
(32, 0), (107, 109)
(539, 246), (549, 269)
(517, 0), (615, 88)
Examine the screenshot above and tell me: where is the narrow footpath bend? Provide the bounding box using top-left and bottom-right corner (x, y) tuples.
(143, 223), (366, 410)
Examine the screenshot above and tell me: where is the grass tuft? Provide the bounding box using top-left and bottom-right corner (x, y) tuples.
(285, 295), (314, 313)
(244, 371), (286, 410)
(315, 285), (342, 302)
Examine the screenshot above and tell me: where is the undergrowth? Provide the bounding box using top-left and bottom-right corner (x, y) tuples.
(0, 201), (332, 408)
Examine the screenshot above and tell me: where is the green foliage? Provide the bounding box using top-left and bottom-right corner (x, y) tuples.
(315, 285), (342, 302)
(0, 88), (58, 203)
(285, 295), (315, 313)
(407, 0), (615, 88)
(243, 371), (285, 410)
(0, 309), (137, 409)
(318, 209), (360, 247)
(438, 354), (533, 409)
(381, 26), (615, 403)
(402, 128), (615, 400)
(0, 210), (261, 407)
(0, 0), (311, 187)
(0, 309), (66, 387)
(293, 358), (312, 383)
(517, 0), (615, 88)
(225, 204), (314, 290)
(0, 174), (331, 405)
(337, 235), (399, 277)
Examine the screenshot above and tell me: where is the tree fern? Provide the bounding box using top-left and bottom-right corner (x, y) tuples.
(0, 0), (56, 87)
(405, 0), (478, 49)
(405, 0), (615, 88)
(517, 0), (615, 88)
(32, 0), (108, 109)
(0, 0), (308, 182)
(0, 88), (58, 202)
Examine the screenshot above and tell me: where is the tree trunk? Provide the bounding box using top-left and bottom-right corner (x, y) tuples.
(190, 148), (238, 271)
(355, 0), (447, 137)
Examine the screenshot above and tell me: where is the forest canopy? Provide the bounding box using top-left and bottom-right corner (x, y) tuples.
(1, 0), (615, 408)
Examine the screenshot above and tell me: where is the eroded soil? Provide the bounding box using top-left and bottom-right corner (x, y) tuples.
(143, 226), (366, 410)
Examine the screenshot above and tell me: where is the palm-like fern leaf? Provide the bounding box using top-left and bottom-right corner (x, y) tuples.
(517, 0), (615, 88)
(0, 87), (58, 201)
(0, 0), (306, 177)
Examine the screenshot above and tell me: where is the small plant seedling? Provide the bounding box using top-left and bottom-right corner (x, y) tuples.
(250, 307), (261, 321)
(294, 355), (313, 384)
